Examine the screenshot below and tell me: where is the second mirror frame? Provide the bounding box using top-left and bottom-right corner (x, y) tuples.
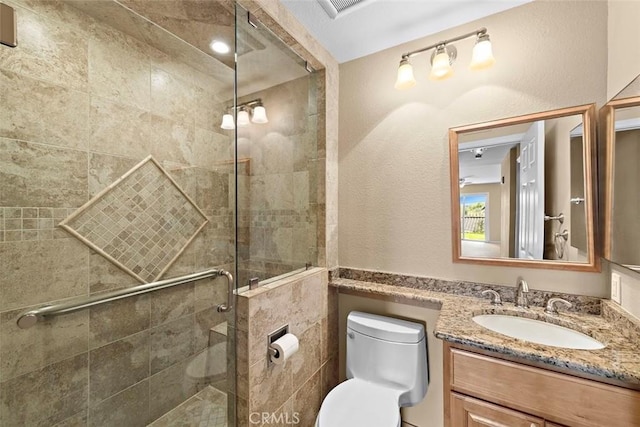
(449, 103), (600, 272)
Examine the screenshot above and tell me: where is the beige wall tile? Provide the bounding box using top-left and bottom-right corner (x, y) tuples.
(88, 21), (151, 110)
(264, 173), (293, 210)
(89, 295), (150, 349)
(0, 354), (88, 426)
(248, 358), (292, 414)
(89, 331), (150, 404)
(193, 127), (234, 169)
(148, 114), (195, 165)
(0, 238), (88, 311)
(149, 355), (199, 421)
(0, 139), (88, 208)
(149, 284), (195, 327)
(291, 370), (321, 427)
(290, 322), (321, 392)
(150, 315), (196, 375)
(265, 227), (293, 263)
(293, 171), (309, 209)
(194, 276), (229, 313)
(89, 97), (153, 161)
(52, 410), (87, 427)
(0, 307), (88, 380)
(0, 2), (90, 91)
(89, 380), (150, 427)
(290, 272), (326, 332)
(194, 307), (226, 352)
(151, 67), (196, 123)
(320, 356), (339, 400)
(0, 71), (90, 150)
(88, 251), (141, 294)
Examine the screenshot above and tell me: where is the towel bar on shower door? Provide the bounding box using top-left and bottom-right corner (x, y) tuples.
(16, 268), (234, 329)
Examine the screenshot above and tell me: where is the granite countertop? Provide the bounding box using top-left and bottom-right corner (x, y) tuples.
(331, 277), (640, 387)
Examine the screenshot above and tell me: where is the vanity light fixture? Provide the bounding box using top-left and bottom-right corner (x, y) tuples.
(219, 98), (269, 130)
(394, 28), (495, 89)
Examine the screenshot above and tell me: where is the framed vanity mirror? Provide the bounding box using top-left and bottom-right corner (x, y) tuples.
(449, 104), (599, 272)
(602, 74), (640, 273)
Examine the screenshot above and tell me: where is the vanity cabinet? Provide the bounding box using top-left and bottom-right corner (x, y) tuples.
(451, 393), (545, 427)
(444, 343), (640, 427)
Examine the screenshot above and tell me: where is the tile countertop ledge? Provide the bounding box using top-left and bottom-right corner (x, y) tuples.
(331, 278), (640, 388)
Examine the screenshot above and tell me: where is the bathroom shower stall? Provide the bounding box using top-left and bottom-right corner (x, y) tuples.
(0, 1), (320, 425)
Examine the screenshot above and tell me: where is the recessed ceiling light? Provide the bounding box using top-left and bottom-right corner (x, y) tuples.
(210, 40), (230, 54)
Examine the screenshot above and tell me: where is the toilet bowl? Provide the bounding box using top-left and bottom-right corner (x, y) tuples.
(316, 311), (428, 427)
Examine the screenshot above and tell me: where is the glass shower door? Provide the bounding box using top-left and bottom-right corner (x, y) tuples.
(0, 1), (237, 425)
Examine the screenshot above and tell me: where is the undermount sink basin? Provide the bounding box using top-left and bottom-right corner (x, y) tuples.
(472, 314), (605, 350)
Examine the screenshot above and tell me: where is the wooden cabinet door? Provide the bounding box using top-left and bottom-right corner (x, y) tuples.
(451, 393), (544, 427)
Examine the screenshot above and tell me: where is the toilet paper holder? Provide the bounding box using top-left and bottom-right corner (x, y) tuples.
(267, 324), (289, 362)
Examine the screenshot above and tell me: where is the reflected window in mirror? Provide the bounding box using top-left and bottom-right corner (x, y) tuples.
(603, 96), (640, 273)
(449, 104), (599, 272)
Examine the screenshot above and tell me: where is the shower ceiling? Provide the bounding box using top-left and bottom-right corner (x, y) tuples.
(281, 0), (532, 63)
(71, 0), (307, 99)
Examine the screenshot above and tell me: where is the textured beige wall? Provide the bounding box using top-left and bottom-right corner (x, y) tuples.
(338, 294), (443, 427)
(339, 0), (608, 296)
(607, 1), (640, 99)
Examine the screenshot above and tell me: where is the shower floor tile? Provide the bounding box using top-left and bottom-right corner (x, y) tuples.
(148, 386), (227, 427)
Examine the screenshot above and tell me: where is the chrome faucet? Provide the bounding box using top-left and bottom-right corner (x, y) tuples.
(481, 289), (503, 305)
(544, 297), (572, 315)
(515, 278), (529, 308)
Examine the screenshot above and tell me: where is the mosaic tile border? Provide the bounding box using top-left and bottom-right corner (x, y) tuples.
(0, 207), (75, 242)
(60, 156), (209, 283)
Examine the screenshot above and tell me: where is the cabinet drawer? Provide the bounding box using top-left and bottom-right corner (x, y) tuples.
(451, 392), (544, 427)
(450, 348), (640, 427)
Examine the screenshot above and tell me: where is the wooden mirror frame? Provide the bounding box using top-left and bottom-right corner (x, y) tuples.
(602, 95), (640, 262)
(449, 104), (599, 272)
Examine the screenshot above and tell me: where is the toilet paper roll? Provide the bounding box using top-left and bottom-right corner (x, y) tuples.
(269, 333), (299, 365)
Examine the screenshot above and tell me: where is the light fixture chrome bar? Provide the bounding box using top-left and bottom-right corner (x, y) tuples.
(401, 27), (487, 60)
(227, 98), (263, 111)
(17, 268), (234, 329)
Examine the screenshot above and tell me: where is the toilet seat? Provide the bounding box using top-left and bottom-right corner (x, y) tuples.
(316, 379), (401, 427)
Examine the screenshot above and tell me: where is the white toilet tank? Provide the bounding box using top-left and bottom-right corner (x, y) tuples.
(346, 311), (428, 407)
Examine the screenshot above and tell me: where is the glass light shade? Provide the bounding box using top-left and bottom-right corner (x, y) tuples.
(220, 113), (235, 130)
(394, 59), (416, 90)
(251, 105), (269, 123)
(430, 48), (453, 80)
(237, 109), (250, 127)
(470, 35), (495, 70)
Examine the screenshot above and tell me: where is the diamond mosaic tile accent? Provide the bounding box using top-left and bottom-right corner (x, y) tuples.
(60, 156), (208, 283)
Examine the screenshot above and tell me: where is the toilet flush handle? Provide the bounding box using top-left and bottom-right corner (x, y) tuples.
(347, 331), (355, 339)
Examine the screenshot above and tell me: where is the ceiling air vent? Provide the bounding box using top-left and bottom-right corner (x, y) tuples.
(317, 0), (369, 19)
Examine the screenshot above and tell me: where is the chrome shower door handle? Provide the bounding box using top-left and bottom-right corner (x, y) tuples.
(216, 269), (235, 312)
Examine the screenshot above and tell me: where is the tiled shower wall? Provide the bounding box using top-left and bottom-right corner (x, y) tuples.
(237, 74), (321, 286)
(235, 268), (339, 427)
(0, 1), (235, 425)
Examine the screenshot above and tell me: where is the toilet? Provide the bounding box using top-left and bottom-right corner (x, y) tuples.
(316, 311), (428, 427)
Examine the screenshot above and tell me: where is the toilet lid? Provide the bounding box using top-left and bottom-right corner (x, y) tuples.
(317, 379), (401, 427)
